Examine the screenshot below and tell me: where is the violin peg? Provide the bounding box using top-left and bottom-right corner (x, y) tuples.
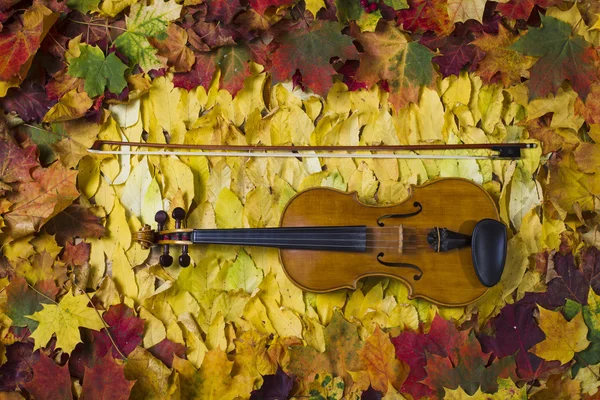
(179, 253), (190, 267)
(172, 207), (186, 221)
(155, 210), (168, 230)
(160, 254), (173, 267)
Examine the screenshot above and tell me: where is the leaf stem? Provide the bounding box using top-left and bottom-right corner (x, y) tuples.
(27, 283), (59, 304)
(72, 279), (128, 360)
(67, 19), (127, 32)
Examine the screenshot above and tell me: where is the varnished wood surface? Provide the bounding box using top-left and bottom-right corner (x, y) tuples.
(279, 178), (500, 306)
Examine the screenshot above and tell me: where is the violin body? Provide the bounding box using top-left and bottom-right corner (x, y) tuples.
(279, 178), (503, 306)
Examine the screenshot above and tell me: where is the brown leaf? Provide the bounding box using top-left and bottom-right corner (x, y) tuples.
(0, 137), (37, 184)
(81, 354), (135, 400)
(22, 353), (73, 400)
(44, 203), (106, 246)
(4, 162), (79, 239)
(149, 24), (194, 73)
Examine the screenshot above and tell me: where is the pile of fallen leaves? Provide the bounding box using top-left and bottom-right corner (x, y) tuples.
(0, 0), (599, 398)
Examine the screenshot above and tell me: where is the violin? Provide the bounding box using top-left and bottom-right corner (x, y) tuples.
(134, 178), (507, 307)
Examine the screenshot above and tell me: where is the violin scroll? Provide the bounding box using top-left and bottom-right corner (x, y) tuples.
(132, 208), (193, 268)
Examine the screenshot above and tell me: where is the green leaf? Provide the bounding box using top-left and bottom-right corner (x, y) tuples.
(384, 0), (408, 10)
(510, 15), (598, 100)
(66, 0), (99, 14)
(67, 44), (128, 98)
(114, 0), (182, 71)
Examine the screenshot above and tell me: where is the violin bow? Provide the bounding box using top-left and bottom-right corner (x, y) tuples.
(89, 140), (536, 160)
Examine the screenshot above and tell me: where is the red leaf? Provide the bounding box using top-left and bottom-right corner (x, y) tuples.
(206, 0), (245, 24)
(396, 0), (454, 36)
(0, 342), (39, 391)
(0, 137), (38, 184)
(391, 315), (468, 399)
(496, 0), (561, 20)
(99, 303), (144, 358)
(249, 0), (293, 15)
(22, 353), (73, 400)
(148, 338), (187, 368)
(81, 354), (135, 400)
(582, 246), (600, 296)
(0, 80), (55, 123)
(271, 20), (358, 96)
(62, 241), (91, 267)
(514, 351), (567, 383)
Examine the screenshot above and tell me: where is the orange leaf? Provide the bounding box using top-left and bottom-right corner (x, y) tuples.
(360, 326), (409, 394)
(149, 24), (194, 73)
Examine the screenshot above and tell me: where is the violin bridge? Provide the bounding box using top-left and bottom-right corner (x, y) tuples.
(398, 225), (403, 254)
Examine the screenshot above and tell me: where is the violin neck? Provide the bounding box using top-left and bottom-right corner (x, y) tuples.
(191, 226), (367, 252)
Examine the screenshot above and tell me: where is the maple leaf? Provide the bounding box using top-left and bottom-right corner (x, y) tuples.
(148, 338), (186, 368)
(67, 45), (128, 98)
(44, 203), (106, 246)
(62, 240), (91, 267)
(22, 353), (73, 400)
(0, 137), (37, 184)
(93, 303), (144, 359)
(0, 342), (39, 391)
(391, 315), (468, 399)
(396, 0), (454, 36)
(148, 23), (194, 72)
(530, 374), (582, 400)
(447, 0), (487, 24)
(81, 354), (135, 400)
(4, 161), (79, 239)
(114, 0), (182, 72)
(496, 0), (561, 20)
(422, 331), (517, 397)
(420, 32), (483, 77)
(205, 0), (245, 24)
(249, 0), (293, 15)
(360, 326), (409, 394)
(26, 290), (105, 354)
(286, 311), (364, 394)
(0, 4), (58, 81)
(3, 276), (58, 332)
(270, 20), (358, 96)
(522, 250), (589, 309)
(511, 14), (600, 101)
(250, 367), (293, 399)
(472, 24), (537, 86)
(172, 45), (253, 94)
(0, 80), (55, 123)
(353, 20), (435, 108)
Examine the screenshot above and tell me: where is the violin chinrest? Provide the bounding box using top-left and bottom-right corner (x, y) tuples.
(471, 219), (507, 287)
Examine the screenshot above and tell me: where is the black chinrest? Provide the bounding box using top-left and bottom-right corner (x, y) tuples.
(471, 219), (507, 287)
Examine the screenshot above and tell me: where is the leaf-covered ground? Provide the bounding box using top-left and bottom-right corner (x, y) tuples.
(0, 0), (600, 398)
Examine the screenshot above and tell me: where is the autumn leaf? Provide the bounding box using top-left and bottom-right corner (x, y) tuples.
(0, 136), (37, 184)
(353, 21), (435, 108)
(531, 306), (590, 364)
(511, 14), (600, 100)
(67, 45), (129, 98)
(472, 25), (537, 87)
(0, 342), (39, 391)
(2, 276), (58, 332)
(396, 0), (454, 36)
(496, 0), (561, 20)
(81, 354), (135, 400)
(359, 326), (409, 394)
(4, 161), (79, 239)
(422, 331), (517, 397)
(22, 353), (73, 400)
(0, 3), (58, 81)
(114, 0), (182, 71)
(148, 23), (194, 72)
(27, 290), (105, 354)
(271, 20), (358, 96)
(44, 202), (106, 246)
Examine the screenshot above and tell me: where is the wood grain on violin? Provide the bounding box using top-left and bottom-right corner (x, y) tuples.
(135, 178), (508, 307)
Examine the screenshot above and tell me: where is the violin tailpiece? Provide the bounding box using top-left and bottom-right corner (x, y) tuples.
(426, 227), (472, 252)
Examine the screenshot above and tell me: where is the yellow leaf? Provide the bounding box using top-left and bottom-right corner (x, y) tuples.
(575, 363), (600, 396)
(124, 346), (178, 400)
(305, 0), (325, 16)
(121, 156), (153, 220)
(315, 290), (347, 325)
(77, 156), (102, 199)
(139, 307), (167, 348)
(348, 162), (378, 204)
(224, 250), (263, 294)
(447, 0), (487, 23)
(215, 188), (243, 228)
(159, 156), (194, 208)
(105, 198), (132, 254)
(27, 291), (104, 354)
(111, 244), (138, 301)
(531, 306), (590, 364)
(43, 89), (93, 123)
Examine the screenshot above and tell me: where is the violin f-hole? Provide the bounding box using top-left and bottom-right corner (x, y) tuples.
(377, 202), (422, 226)
(377, 252), (423, 281)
